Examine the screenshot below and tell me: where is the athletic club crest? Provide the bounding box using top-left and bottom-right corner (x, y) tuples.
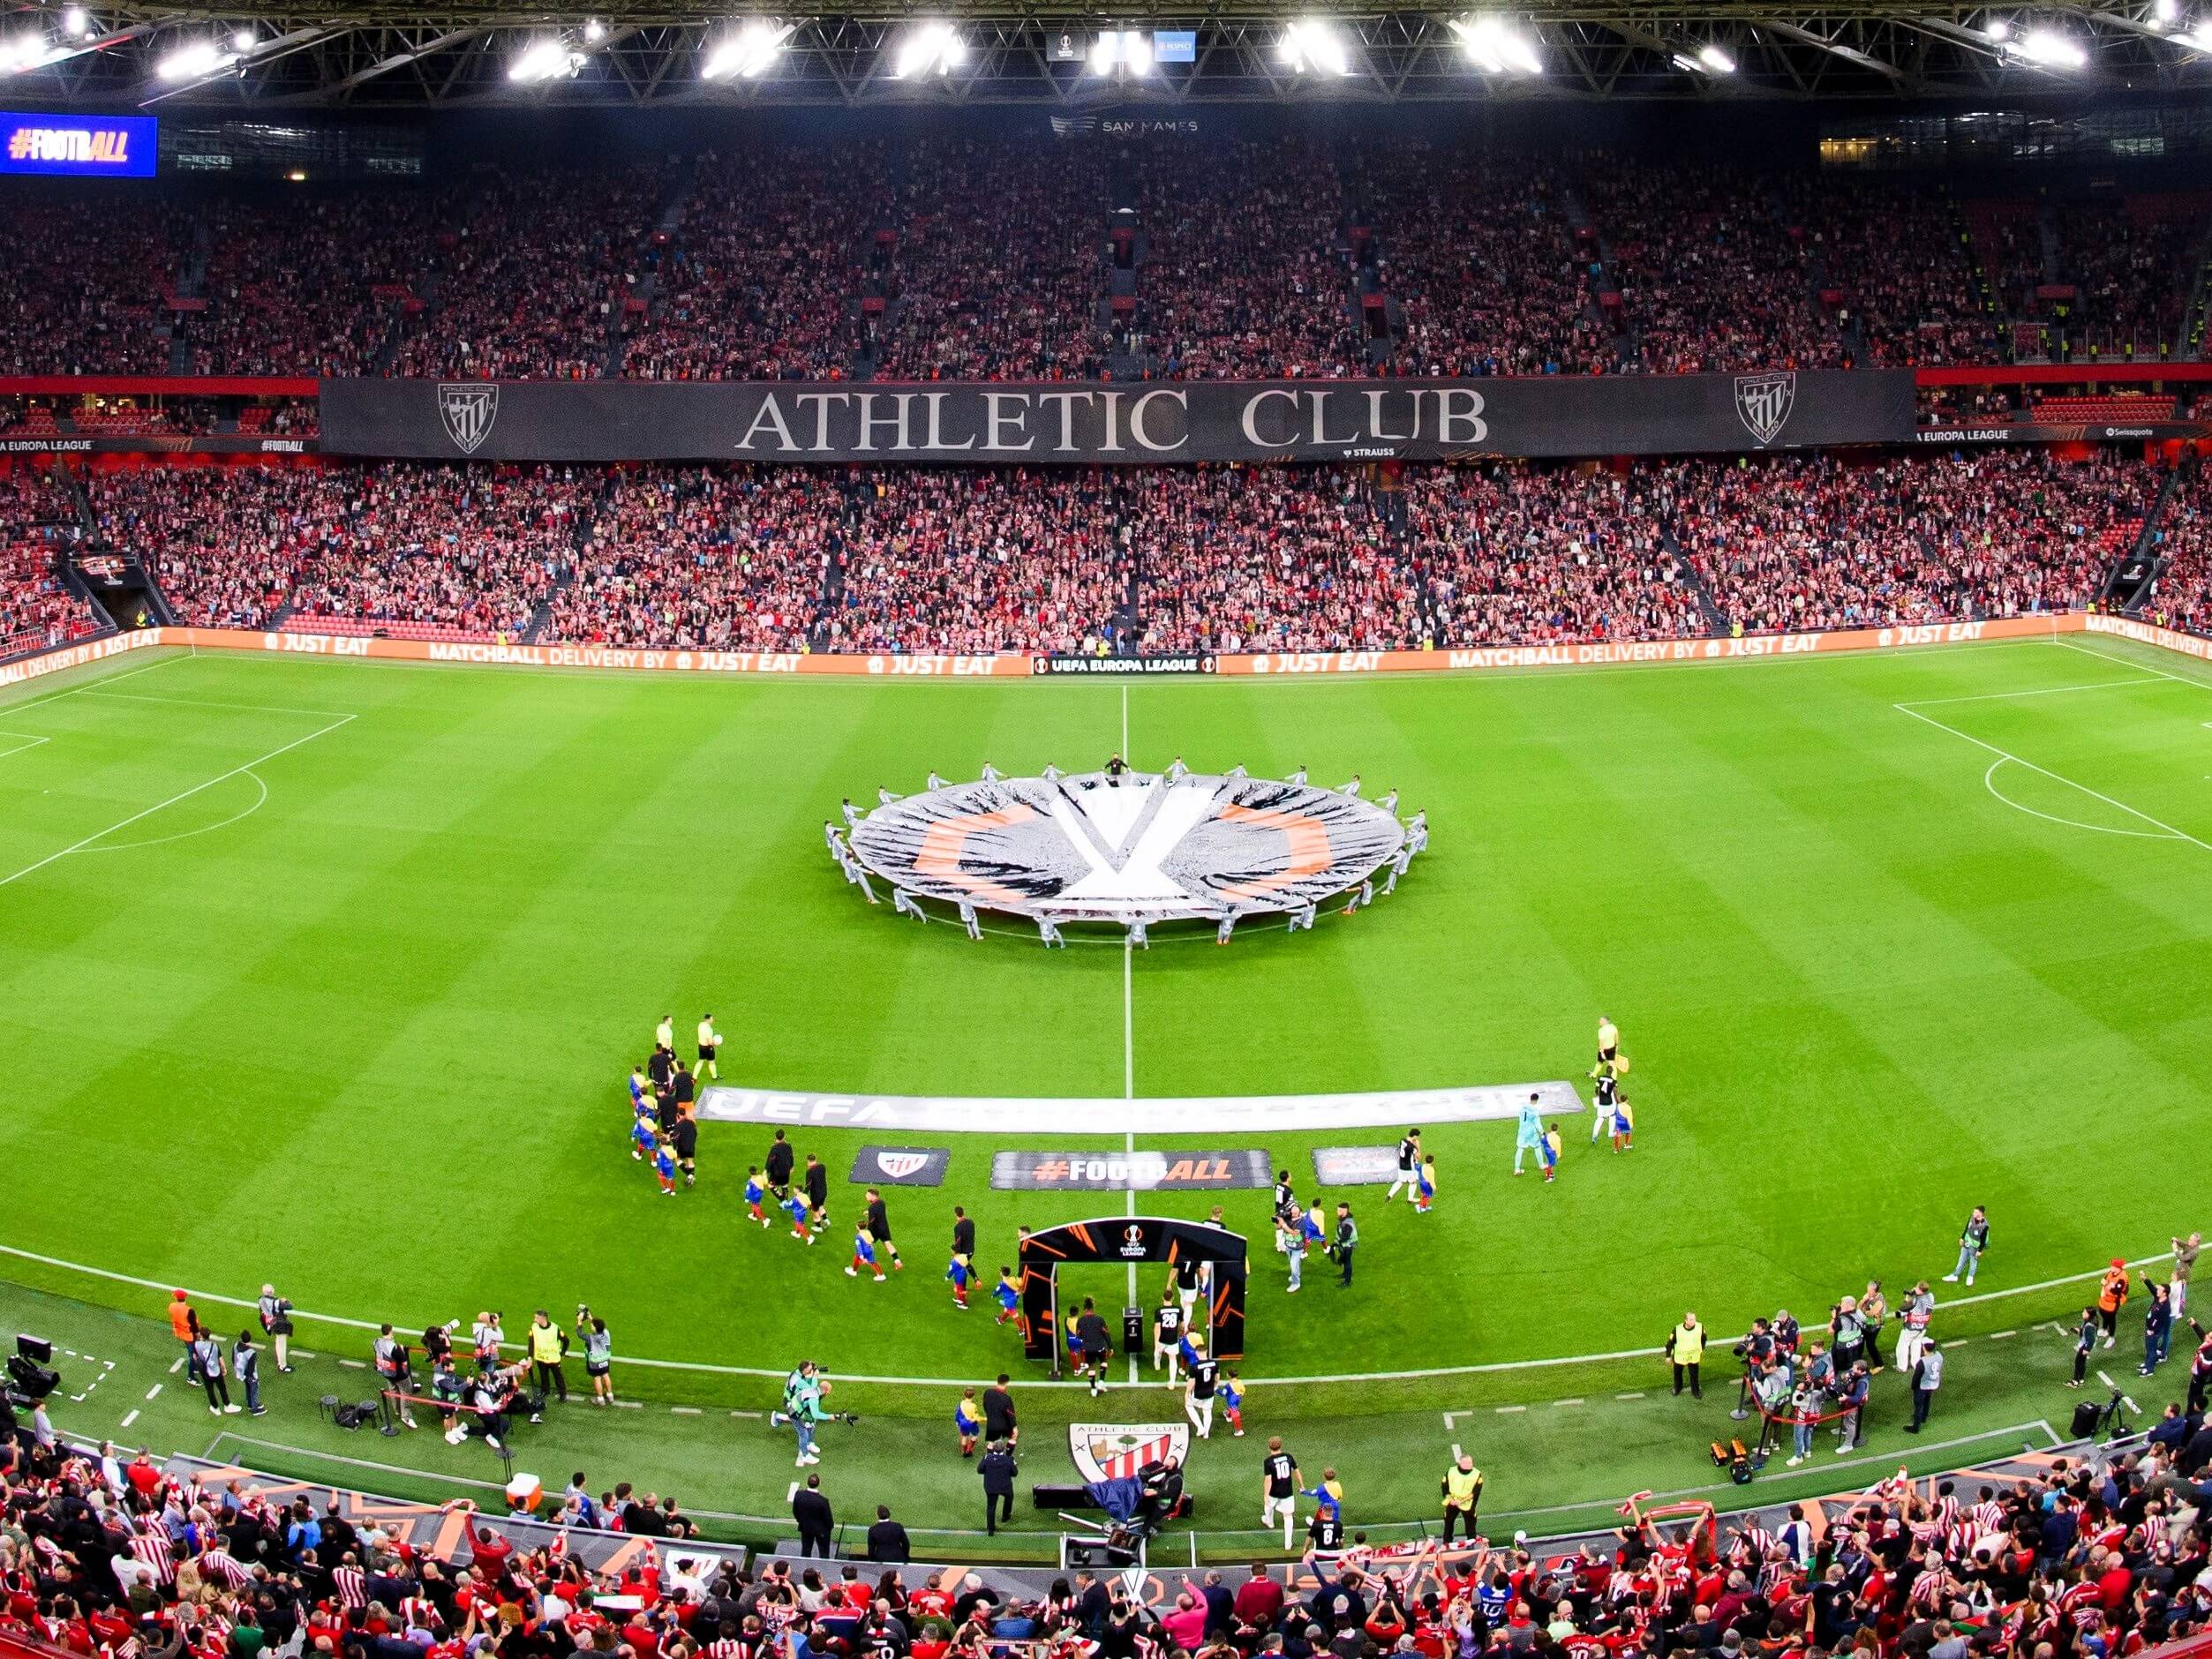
(436, 382), (500, 454)
(1070, 1423), (1191, 1483)
(875, 1152), (930, 1180)
(1732, 372), (1796, 447)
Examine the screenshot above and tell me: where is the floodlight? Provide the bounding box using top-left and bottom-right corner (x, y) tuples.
(892, 20), (965, 77)
(2007, 26), (2085, 66)
(1278, 18), (1350, 73)
(156, 39), (239, 79)
(1696, 41), (1735, 71)
(1449, 16), (1541, 72)
(702, 19), (792, 78)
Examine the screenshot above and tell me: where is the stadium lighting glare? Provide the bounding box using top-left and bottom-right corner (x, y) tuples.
(1983, 16), (2011, 37)
(892, 21), (966, 77)
(1696, 41), (1735, 72)
(702, 19), (793, 78)
(1448, 16), (1542, 73)
(62, 6), (89, 37)
(2154, 0), (2178, 21)
(156, 39), (239, 79)
(1087, 28), (1152, 73)
(2180, 21), (2212, 48)
(1277, 18), (1350, 73)
(2005, 26), (2086, 66)
(231, 26), (254, 50)
(508, 36), (583, 79)
(583, 17), (606, 41)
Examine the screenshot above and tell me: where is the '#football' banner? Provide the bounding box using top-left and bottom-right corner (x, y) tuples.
(317, 372), (1915, 465)
(992, 1151), (1273, 1190)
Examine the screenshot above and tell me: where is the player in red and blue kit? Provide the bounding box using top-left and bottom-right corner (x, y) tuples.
(784, 1190), (815, 1243)
(848, 1227), (884, 1281)
(743, 1167), (770, 1227)
(651, 1139), (678, 1197)
(946, 1253), (972, 1309)
(1218, 1370), (1244, 1437)
(955, 1387), (981, 1456)
(631, 1113), (658, 1163)
(994, 1268), (1021, 1326)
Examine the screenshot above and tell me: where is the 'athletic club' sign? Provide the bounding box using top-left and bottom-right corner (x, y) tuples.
(319, 371), (1914, 465)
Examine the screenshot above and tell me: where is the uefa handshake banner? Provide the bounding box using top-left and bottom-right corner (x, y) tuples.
(317, 370), (1915, 465)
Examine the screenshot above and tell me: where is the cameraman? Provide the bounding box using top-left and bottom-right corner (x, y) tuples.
(256, 1284), (296, 1373)
(773, 1360), (828, 1467)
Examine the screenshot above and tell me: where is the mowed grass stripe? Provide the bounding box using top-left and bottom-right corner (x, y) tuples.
(1, 641), (2208, 1393)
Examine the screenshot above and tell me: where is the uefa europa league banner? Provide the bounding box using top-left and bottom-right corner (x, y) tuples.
(318, 371), (1915, 465)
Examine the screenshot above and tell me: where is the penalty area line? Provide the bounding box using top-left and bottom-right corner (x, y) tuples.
(0, 711), (355, 890)
(1895, 702), (2211, 853)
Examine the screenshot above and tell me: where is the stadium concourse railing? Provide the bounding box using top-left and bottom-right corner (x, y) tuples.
(0, 612), (2134, 694)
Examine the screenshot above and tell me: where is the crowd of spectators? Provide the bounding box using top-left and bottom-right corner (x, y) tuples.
(1127, 139), (1363, 380)
(1664, 449), (2148, 634)
(392, 166), (666, 381)
(550, 466), (838, 650)
(0, 468), (95, 658)
(869, 142), (1111, 382)
(0, 199), (196, 376)
(1583, 163), (1841, 374)
(7, 1401), (2212, 1659)
(62, 448), (2173, 656)
(1784, 184), (2004, 368)
(2148, 464), (2212, 635)
(183, 191), (456, 378)
(1347, 142), (1614, 379)
(622, 147), (883, 383)
(2052, 200), (2207, 362)
(1, 160), (2208, 381)
(91, 462), (580, 637)
(822, 467), (1131, 654)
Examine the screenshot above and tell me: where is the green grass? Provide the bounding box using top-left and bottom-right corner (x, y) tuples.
(2, 634), (2208, 1525)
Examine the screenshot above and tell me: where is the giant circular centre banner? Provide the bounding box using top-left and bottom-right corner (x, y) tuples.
(847, 770), (1407, 925)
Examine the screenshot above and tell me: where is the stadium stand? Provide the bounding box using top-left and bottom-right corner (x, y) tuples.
(81, 450), (2160, 655)
(3, 1423), (2211, 1659)
(3, 161), (2210, 379)
(0, 469), (98, 660)
(2148, 463), (2212, 635)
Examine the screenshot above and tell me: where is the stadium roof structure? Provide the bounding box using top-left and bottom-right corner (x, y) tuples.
(11, 0), (2212, 107)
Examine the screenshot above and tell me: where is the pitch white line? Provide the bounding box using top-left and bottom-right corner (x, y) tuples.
(1125, 936), (1138, 1381)
(0, 732), (50, 762)
(0, 712), (354, 890)
(1896, 702), (2211, 853)
(1896, 678), (2167, 709)
(76, 769), (269, 856)
(79, 689), (357, 719)
(0, 1240), (2171, 1391)
(0, 651), (181, 717)
(2054, 637), (2212, 692)
(118, 1409), (138, 1430)
(1983, 758), (2176, 841)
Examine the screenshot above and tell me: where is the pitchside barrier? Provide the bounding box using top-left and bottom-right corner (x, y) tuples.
(0, 612), (2164, 694)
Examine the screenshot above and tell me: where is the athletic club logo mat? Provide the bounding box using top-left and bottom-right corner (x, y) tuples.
(846, 770), (1405, 925)
(1069, 1423), (1191, 1483)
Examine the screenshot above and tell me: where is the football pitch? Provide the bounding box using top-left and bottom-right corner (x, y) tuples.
(3, 632), (2209, 1535)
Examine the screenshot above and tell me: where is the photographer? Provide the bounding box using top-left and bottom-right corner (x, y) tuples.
(577, 1307), (616, 1406)
(256, 1285), (296, 1373)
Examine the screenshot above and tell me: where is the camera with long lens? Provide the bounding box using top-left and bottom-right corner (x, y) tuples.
(4, 1334), (62, 1410)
